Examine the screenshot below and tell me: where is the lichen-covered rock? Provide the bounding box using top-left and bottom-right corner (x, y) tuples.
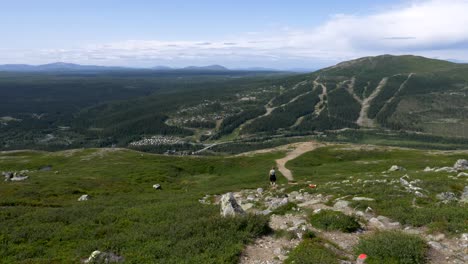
(220, 192), (245, 217)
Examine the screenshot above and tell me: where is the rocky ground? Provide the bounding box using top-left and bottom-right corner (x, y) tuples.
(202, 185), (467, 264)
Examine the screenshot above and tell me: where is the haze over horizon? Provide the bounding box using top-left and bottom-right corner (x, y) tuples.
(1, 0), (468, 69)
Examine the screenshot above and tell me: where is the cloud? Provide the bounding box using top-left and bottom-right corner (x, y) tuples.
(3, 0), (468, 68)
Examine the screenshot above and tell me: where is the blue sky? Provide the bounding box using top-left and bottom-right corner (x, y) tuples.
(1, 0), (467, 69)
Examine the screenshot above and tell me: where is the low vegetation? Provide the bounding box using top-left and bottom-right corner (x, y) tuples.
(309, 210), (361, 233)
(285, 237), (339, 264)
(355, 231), (428, 264)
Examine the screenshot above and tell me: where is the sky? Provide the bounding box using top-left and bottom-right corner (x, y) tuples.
(1, 0), (468, 69)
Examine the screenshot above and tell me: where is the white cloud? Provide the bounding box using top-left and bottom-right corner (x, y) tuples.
(3, 0), (468, 68)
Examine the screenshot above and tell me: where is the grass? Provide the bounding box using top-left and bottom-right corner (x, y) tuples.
(0, 148), (285, 263)
(1, 143), (467, 263)
(355, 231), (428, 264)
(309, 210), (361, 233)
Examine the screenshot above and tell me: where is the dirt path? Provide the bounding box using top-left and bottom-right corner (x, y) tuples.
(275, 141), (323, 181)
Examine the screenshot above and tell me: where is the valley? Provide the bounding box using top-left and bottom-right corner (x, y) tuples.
(1, 55), (468, 263)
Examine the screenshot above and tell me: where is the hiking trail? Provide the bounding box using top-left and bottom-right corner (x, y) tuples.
(275, 141), (323, 181)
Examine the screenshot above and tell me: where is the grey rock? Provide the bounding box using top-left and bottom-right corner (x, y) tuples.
(352, 197), (375, 201)
(241, 203), (254, 211)
(436, 192), (458, 204)
(460, 186), (468, 203)
(457, 172), (468, 177)
(268, 197), (289, 210)
(389, 165), (405, 172)
(435, 167), (457, 173)
(454, 159), (468, 170)
(424, 167), (435, 172)
(256, 188), (263, 194)
(83, 250), (124, 263)
(220, 192), (245, 217)
(78, 194), (90, 201)
(400, 177), (410, 187)
(428, 241), (444, 251)
(333, 200), (349, 209)
(152, 184), (162, 190)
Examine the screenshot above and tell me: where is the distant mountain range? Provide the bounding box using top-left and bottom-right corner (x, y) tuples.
(0, 62), (292, 72)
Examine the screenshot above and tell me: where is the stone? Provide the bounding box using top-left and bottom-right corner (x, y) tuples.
(268, 197), (289, 210)
(428, 241), (444, 251)
(241, 203), (254, 211)
(352, 197), (375, 201)
(389, 165), (405, 172)
(454, 159), (468, 170)
(333, 200), (350, 209)
(367, 218), (385, 229)
(399, 177), (410, 187)
(313, 208), (322, 214)
(152, 184), (162, 190)
(457, 172), (468, 177)
(84, 250), (124, 263)
(256, 188), (263, 194)
(460, 186), (468, 203)
(424, 167), (435, 172)
(436, 192), (458, 204)
(78, 194), (90, 201)
(220, 192), (245, 217)
(435, 167), (457, 173)
(414, 191), (426, 198)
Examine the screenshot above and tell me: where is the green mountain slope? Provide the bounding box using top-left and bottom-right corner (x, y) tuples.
(242, 55), (468, 139)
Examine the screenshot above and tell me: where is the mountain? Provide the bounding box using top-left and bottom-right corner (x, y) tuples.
(152, 65), (173, 70)
(181, 64), (229, 71)
(0, 62), (130, 72)
(1, 54), (468, 151)
(239, 54), (468, 139)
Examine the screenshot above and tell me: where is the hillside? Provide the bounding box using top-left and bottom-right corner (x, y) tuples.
(1, 143), (467, 263)
(1, 55), (468, 152)
(241, 55), (468, 139)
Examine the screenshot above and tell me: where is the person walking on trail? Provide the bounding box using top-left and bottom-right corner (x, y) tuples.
(269, 167), (277, 186)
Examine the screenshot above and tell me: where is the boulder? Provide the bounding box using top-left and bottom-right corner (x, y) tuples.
(256, 188), (263, 194)
(389, 165), (405, 172)
(152, 184), (161, 190)
(220, 192), (245, 217)
(333, 200), (349, 210)
(457, 172), (468, 177)
(460, 186), (468, 203)
(78, 194), (90, 201)
(268, 197), (289, 210)
(454, 159), (468, 170)
(436, 192), (458, 204)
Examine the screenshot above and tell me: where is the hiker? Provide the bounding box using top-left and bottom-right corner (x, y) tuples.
(269, 167), (277, 186)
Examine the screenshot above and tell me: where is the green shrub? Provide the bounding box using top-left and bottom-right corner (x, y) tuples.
(355, 231), (428, 264)
(309, 210), (361, 233)
(285, 238), (339, 264)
